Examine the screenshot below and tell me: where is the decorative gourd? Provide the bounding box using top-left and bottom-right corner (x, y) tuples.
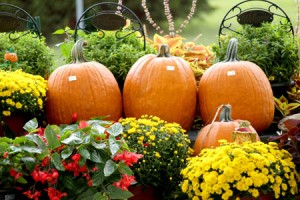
(198, 38), (274, 132)
(46, 40), (122, 125)
(193, 104), (259, 156)
(4, 52), (18, 63)
(123, 44), (197, 130)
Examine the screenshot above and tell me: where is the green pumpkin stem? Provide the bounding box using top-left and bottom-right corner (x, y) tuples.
(157, 44), (171, 57)
(219, 104), (233, 122)
(71, 39), (88, 64)
(224, 38), (239, 62)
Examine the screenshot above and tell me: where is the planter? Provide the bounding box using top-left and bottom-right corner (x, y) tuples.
(0, 188), (17, 200)
(236, 192), (274, 200)
(271, 81), (293, 98)
(129, 185), (158, 200)
(0, 112), (33, 138)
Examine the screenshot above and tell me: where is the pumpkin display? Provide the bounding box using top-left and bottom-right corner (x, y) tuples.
(46, 40), (122, 125)
(123, 44), (197, 130)
(193, 104), (259, 156)
(198, 38), (274, 133)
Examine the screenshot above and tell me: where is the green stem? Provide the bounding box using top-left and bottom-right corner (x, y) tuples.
(71, 39), (88, 64)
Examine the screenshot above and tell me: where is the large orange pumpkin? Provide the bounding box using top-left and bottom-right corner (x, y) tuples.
(123, 44), (197, 130)
(46, 40), (122, 124)
(193, 104), (259, 156)
(198, 38), (274, 133)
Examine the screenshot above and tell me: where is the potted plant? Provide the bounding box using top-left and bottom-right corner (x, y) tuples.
(0, 118), (143, 200)
(213, 21), (299, 97)
(120, 115), (193, 199)
(0, 69), (47, 138)
(0, 32), (54, 78)
(181, 140), (299, 200)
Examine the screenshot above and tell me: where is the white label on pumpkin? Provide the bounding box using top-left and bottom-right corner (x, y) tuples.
(68, 76), (77, 81)
(227, 70), (236, 76)
(167, 66), (175, 71)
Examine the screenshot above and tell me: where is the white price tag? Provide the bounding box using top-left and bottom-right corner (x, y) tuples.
(68, 75), (77, 81)
(166, 66), (175, 71)
(227, 70), (236, 76)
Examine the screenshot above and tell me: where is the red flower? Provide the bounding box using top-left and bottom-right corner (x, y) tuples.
(46, 187), (67, 200)
(113, 174), (136, 190)
(79, 120), (89, 129)
(2, 151), (8, 159)
(113, 151), (143, 166)
(23, 189), (41, 200)
(71, 153), (81, 161)
(72, 113), (78, 123)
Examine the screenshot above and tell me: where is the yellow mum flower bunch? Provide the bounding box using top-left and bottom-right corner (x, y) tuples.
(0, 69), (47, 121)
(120, 115), (193, 199)
(181, 141), (299, 200)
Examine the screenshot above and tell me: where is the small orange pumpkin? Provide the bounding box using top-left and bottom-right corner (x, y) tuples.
(4, 52), (18, 63)
(193, 104), (260, 156)
(46, 40), (122, 125)
(198, 38), (274, 133)
(123, 44), (197, 130)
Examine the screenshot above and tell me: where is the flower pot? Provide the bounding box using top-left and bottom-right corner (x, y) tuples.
(237, 192), (274, 200)
(0, 112), (32, 138)
(128, 185), (158, 200)
(0, 188), (17, 200)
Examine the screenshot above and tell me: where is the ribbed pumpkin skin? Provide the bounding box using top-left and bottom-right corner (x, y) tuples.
(46, 42), (122, 125)
(123, 45), (197, 130)
(198, 39), (274, 133)
(193, 120), (259, 156)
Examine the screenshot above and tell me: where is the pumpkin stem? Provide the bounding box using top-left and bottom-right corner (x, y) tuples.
(224, 38), (239, 62)
(219, 104), (233, 122)
(71, 39), (88, 64)
(157, 44), (171, 57)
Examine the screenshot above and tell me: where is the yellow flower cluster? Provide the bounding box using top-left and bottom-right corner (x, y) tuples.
(181, 141), (299, 200)
(120, 115), (193, 197)
(0, 70), (47, 119)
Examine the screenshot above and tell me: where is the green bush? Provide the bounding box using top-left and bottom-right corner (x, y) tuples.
(212, 22), (299, 83)
(0, 32), (54, 78)
(56, 27), (157, 89)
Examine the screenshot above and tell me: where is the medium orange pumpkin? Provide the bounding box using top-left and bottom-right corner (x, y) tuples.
(198, 38), (274, 133)
(123, 44), (197, 130)
(193, 104), (259, 156)
(46, 40), (122, 125)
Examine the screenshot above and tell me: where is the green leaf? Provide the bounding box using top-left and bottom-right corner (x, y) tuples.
(23, 118), (38, 132)
(16, 176), (28, 184)
(25, 134), (47, 151)
(104, 160), (117, 177)
(51, 152), (65, 171)
(118, 161), (133, 176)
(61, 134), (83, 145)
(92, 192), (107, 200)
(44, 125), (60, 150)
(106, 122), (123, 137)
(0, 142), (9, 153)
(22, 146), (42, 154)
(92, 169), (105, 186)
(52, 29), (65, 34)
(107, 185), (133, 199)
(61, 147), (74, 159)
(21, 157), (36, 171)
(92, 141), (106, 150)
(76, 188), (97, 200)
(109, 139), (119, 156)
(91, 123), (106, 134)
(90, 150), (103, 163)
(79, 147), (91, 160)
